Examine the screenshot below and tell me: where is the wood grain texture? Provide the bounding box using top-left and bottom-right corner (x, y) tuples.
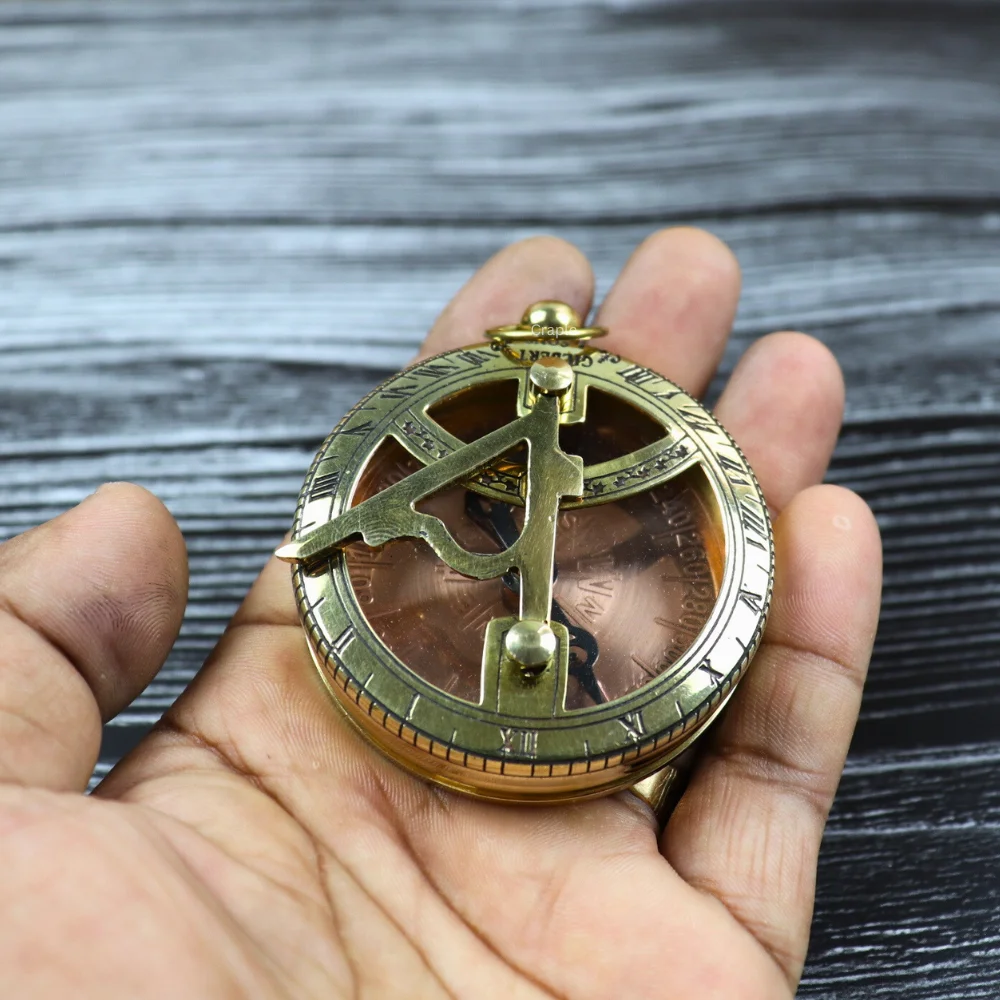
(2, 1), (999, 995)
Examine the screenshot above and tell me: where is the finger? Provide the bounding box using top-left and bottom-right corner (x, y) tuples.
(595, 227), (741, 397)
(715, 331), (845, 513)
(417, 235), (594, 359)
(663, 485), (882, 988)
(0, 483), (188, 791)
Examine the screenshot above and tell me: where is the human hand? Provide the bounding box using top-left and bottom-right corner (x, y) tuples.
(0, 229), (881, 999)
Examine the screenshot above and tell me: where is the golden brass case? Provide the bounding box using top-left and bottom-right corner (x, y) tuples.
(279, 305), (773, 803)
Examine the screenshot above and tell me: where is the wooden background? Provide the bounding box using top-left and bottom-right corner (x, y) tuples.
(2, 1), (999, 995)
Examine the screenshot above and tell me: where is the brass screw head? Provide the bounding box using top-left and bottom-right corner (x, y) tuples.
(504, 619), (557, 674)
(521, 300), (582, 334)
(529, 356), (574, 396)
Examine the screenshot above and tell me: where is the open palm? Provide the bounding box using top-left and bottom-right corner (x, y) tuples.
(0, 230), (881, 999)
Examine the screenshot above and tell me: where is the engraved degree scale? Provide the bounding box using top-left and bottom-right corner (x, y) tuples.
(278, 302), (773, 805)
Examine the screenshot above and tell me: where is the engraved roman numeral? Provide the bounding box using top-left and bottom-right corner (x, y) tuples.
(455, 349), (491, 368)
(379, 381), (418, 400)
(677, 405), (716, 434)
(620, 364), (660, 387)
(310, 470), (341, 500)
(697, 658), (724, 685)
(413, 362), (457, 379)
(578, 578), (615, 596)
(340, 419), (374, 437)
(717, 452), (749, 486)
(740, 497), (769, 550)
(618, 710), (646, 743)
(575, 593), (606, 623)
(331, 625), (355, 659)
(499, 727), (538, 757)
(739, 589), (764, 614)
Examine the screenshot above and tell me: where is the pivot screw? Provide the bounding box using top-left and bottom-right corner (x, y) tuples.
(504, 619), (557, 676)
(529, 356), (574, 396)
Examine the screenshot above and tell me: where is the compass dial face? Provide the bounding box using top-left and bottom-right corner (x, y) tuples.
(289, 341), (773, 801)
(346, 450), (722, 714)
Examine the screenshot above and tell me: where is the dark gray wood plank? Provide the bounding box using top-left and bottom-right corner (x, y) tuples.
(2, 1), (999, 996)
(809, 743), (1000, 997)
(4, 1), (1000, 230)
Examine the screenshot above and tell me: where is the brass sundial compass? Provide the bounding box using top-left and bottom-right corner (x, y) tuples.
(278, 302), (773, 809)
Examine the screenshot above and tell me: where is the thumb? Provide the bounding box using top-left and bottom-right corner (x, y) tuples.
(0, 483), (187, 791)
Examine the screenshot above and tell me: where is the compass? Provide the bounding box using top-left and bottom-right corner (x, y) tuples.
(277, 302), (773, 809)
